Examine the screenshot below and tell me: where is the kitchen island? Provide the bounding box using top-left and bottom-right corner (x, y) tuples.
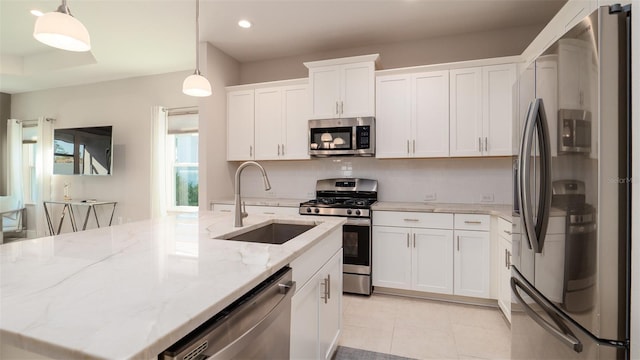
(0, 212), (344, 359)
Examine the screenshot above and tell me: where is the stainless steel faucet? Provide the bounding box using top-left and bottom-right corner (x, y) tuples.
(234, 161), (271, 227)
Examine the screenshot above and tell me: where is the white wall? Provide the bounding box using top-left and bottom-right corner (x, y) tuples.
(235, 157), (513, 204)
(10, 71), (198, 226)
(240, 25), (541, 85)
(199, 43), (241, 210)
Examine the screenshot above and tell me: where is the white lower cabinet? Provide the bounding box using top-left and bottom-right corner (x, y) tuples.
(291, 249), (342, 360)
(497, 218), (513, 322)
(210, 203), (298, 216)
(372, 212), (454, 295)
(453, 214), (491, 298)
(373, 211), (491, 300)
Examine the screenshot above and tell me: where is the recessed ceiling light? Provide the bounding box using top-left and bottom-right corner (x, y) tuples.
(238, 19), (252, 29)
(31, 9), (44, 17)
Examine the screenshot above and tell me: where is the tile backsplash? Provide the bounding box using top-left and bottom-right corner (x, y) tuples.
(238, 157), (513, 204)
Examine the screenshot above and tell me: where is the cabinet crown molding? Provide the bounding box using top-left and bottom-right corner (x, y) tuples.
(304, 53), (380, 69)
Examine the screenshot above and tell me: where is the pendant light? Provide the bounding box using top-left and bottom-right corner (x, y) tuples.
(183, 0), (212, 97)
(33, 0), (91, 52)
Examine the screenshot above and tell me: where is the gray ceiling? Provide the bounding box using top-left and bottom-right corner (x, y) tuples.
(0, 0), (566, 94)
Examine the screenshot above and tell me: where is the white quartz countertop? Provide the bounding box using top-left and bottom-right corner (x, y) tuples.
(210, 197), (306, 208)
(371, 202), (514, 220)
(0, 212), (344, 359)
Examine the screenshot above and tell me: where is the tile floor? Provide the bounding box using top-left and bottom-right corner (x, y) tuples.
(339, 293), (511, 360)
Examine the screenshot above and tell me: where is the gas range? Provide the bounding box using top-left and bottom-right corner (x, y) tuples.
(300, 178), (377, 295)
(299, 178), (377, 218)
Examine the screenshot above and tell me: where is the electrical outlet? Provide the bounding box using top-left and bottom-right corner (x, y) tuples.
(481, 193), (494, 202)
(424, 193), (437, 201)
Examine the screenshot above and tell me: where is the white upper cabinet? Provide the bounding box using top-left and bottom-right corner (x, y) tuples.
(305, 54), (378, 119)
(482, 64), (516, 156)
(227, 90), (255, 161)
(450, 67), (483, 157)
(450, 64), (516, 157)
(227, 80), (309, 161)
(376, 70), (449, 158)
(254, 85), (310, 160)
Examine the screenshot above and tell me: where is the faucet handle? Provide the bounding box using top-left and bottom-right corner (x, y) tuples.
(242, 201), (248, 218)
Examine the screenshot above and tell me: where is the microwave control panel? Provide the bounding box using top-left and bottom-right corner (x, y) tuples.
(356, 126), (371, 149)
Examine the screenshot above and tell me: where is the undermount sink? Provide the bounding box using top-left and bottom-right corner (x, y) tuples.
(220, 222), (317, 245)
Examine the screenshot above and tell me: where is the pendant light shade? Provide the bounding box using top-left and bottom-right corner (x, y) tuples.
(183, 71), (212, 97)
(183, 0), (212, 97)
(33, 1), (91, 52)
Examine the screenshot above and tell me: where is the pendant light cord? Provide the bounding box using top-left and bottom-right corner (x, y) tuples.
(57, 0), (71, 15)
(195, 0), (201, 75)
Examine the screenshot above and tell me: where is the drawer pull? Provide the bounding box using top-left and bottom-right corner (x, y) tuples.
(464, 220), (482, 224)
(220, 209), (231, 213)
(263, 212), (276, 215)
(503, 230), (512, 235)
(406, 233), (410, 248)
(403, 218), (420, 222)
(457, 236), (460, 251)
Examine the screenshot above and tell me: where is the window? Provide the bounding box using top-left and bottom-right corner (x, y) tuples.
(167, 112), (199, 210)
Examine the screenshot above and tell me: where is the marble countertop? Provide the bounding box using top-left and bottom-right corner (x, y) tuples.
(210, 197), (307, 208)
(371, 202), (514, 220)
(0, 212), (344, 359)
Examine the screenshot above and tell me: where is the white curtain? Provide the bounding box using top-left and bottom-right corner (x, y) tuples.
(6, 120), (24, 208)
(150, 106), (168, 219)
(34, 117), (53, 237)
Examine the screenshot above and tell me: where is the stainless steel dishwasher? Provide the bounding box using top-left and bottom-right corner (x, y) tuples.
(160, 267), (295, 360)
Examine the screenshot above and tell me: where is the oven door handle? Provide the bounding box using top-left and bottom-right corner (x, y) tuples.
(345, 218), (371, 226)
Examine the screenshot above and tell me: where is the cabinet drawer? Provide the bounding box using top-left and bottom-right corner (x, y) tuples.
(373, 211), (453, 229)
(497, 217), (513, 239)
(211, 203), (234, 214)
(245, 205), (299, 216)
(454, 214), (490, 231)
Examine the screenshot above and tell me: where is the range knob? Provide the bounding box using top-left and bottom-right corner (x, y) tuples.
(346, 209), (352, 215)
(314, 208), (320, 214)
(355, 209), (361, 216)
(306, 207), (312, 213)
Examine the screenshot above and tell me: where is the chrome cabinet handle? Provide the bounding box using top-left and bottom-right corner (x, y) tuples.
(464, 220), (482, 224)
(412, 140), (416, 153)
(406, 233), (410, 248)
(336, 101), (339, 115)
(403, 218), (419, 222)
(506, 250), (511, 268)
(413, 233), (416, 248)
(249, 145), (253, 157)
(327, 274), (331, 299)
(220, 209), (231, 213)
(478, 137), (482, 152)
(263, 212), (275, 215)
(505, 249), (509, 268)
(407, 140), (410, 154)
(457, 236), (460, 251)
(277, 144), (280, 156)
(321, 275), (331, 303)
(484, 137), (488, 152)
(340, 101), (344, 114)
(503, 230), (512, 235)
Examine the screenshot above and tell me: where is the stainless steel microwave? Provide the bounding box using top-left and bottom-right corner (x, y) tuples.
(558, 109), (591, 154)
(309, 117), (375, 157)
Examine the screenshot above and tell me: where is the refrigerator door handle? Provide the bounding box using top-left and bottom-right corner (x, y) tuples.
(510, 276), (583, 353)
(518, 98), (552, 253)
(518, 101), (536, 250)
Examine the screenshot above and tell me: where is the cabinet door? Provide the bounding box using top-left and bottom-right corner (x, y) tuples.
(254, 87), (282, 160)
(319, 250), (343, 360)
(413, 71), (450, 157)
(497, 234), (512, 322)
(291, 271), (320, 360)
(227, 90), (255, 161)
(372, 226), (411, 289)
(412, 228), (454, 294)
(341, 62), (375, 118)
(309, 65), (341, 119)
(558, 41), (590, 110)
(282, 85), (310, 160)
(482, 64), (515, 156)
(375, 75), (411, 158)
(450, 67), (482, 157)
(454, 230), (490, 298)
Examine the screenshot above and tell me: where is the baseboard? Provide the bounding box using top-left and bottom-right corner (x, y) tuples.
(372, 286), (499, 308)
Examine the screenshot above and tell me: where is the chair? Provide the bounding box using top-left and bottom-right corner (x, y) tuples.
(0, 196), (26, 244)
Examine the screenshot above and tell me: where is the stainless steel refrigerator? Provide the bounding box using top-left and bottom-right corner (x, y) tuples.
(511, 4), (631, 359)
